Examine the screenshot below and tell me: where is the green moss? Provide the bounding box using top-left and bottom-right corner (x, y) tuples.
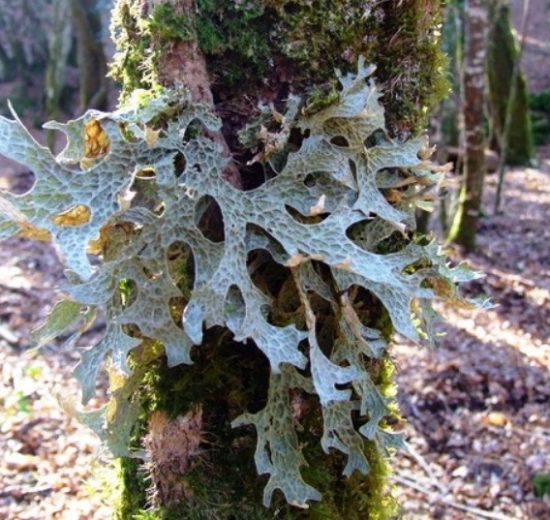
(110, 1), (155, 97)
(112, 327), (399, 519)
(375, 231), (410, 256)
(303, 84), (341, 116)
(375, 0), (450, 135)
(358, 443), (398, 520)
(106, 1), (444, 516)
(117, 457), (149, 519)
(110, 1), (201, 101)
(145, 4), (195, 43)
(111, 0), (448, 134)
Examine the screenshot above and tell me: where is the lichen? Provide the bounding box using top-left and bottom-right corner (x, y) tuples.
(0, 57), (483, 514)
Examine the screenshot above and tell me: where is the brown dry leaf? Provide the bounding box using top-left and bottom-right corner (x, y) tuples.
(482, 411), (510, 427)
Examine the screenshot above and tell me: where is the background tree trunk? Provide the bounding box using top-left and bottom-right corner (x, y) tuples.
(45, 0), (72, 150)
(449, 0), (489, 251)
(109, 1), (449, 517)
(487, 1), (533, 166)
(70, 0), (108, 110)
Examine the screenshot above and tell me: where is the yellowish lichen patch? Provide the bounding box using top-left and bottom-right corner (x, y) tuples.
(84, 119), (110, 159)
(51, 204), (92, 226)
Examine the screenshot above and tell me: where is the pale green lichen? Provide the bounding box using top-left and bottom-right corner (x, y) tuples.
(0, 59), (480, 509)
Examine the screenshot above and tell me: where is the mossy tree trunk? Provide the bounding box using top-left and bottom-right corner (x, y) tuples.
(109, 1), (448, 518)
(487, 1), (533, 166)
(449, 0), (488, 251)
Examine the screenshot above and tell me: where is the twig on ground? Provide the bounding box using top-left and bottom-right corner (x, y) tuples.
(403, 441), (448, 494)
(393, 472), (513, 520)
(0, 485), (53, 499)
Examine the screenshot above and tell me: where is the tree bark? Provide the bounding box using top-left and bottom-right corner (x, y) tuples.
(109, 1), (449, 517)
(449, 0), (489, 251)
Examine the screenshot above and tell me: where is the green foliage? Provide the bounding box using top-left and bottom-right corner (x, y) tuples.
(530, 90), (550, 146)
(0, 59), (478, 510)
(529, 90), (550, 112)
(533, 473), (550, 498)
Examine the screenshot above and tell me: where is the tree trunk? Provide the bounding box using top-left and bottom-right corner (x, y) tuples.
(108, 1), (449, 517)
(448, 0), (488, 251)
(487, 1), (533, 166)
(45, 0), (73, 150)
(70, 0), (109, 110)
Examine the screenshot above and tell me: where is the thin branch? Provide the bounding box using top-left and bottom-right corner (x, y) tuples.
(403, 441), (448, 494)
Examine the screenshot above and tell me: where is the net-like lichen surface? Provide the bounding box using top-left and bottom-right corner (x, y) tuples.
(0, 59), (479, 508)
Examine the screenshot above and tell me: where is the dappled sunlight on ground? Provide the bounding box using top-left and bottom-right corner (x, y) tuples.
(392, 164), (550, 519)
(1, 162), (548, 519)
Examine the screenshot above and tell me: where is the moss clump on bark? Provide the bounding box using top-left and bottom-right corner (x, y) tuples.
(109, 0), (157, 95)
(374, 0), (449, 136)
(109, 244), (401, 519)
(487, 3), (533, 165)
(110, 0), (448, 135)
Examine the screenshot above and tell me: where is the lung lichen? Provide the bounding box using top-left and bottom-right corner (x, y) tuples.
(0, 59), (479, 512)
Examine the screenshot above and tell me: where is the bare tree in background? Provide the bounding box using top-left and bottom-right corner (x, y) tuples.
(449, 0), (489, 251)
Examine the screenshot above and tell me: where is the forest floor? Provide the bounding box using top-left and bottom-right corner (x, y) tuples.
(392, 161), (550, 519)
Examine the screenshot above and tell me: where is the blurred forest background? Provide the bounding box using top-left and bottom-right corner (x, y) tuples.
(0, 0), (548, 518)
